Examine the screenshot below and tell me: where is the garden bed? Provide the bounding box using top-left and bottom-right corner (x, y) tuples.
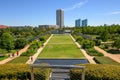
(94, 56), (120, 65)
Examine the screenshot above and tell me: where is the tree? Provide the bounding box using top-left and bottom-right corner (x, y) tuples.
(112, 38), (120, 50)
(82, 40), (95, 49)
(100, 30), (110, 42)
(94, 39), (101, 46)
(15, 38), (28, 49)
(39, 37), (45, 42)
(0, 33), (14, 50)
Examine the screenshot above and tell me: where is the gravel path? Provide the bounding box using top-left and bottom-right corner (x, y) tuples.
(94, 46), (120, 63)
(26, 34), (53, 64)
(70, 35), (96, 64)
(0, 45), (30, 64)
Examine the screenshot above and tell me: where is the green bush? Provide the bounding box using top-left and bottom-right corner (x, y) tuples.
(82, 40), (95, 49)
(76, 37), (84, 45)
(15, 38), (28, 49)
(86, 48), (104, 56)
(70, 64), (120, 80)
(0, 64), (50, 80)
(94, 39), (101, 46)
(76, 36), (83, 42)
(39, 37), (46, 42)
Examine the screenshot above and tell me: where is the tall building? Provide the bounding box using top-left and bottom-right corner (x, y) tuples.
(56, 9), (64, 28)
(75, 19), (81, 27)
(82, 19), (88, 27)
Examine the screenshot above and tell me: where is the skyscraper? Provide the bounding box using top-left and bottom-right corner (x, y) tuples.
(82, 19), (88, 27)
(56, 9), (64, 28)
(75, 19), (81, 27)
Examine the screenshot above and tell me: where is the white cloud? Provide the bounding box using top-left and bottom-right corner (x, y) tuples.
(98, 11), (120, 15)
(109, 11), (120, 15)
(63, 0), (88, 11)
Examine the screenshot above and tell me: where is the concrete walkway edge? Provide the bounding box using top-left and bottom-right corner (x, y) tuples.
(26, 34), (53, 64)
(70, 34), (96, 64)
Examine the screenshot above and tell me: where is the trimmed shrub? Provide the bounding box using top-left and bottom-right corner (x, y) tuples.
(0, 64), (50, 80)
(86, 48), (104, 56)
(94, 39), (101, 46)
(39, 37), (46, 42)
(70, 64), (120, 80)
(82, 40), (95, 49)
(76, 36), (83, 42)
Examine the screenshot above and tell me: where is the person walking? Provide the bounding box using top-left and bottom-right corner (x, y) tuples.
(31, 56), (33, 62)
(16, 51), (19, 56)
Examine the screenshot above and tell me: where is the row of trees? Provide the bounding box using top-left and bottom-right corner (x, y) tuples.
(72, 25), (120, 35)
(71, 25), (120, 50)
(0, 26), (52, 52)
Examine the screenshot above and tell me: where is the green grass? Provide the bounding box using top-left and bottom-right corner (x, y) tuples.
(94, 56), (120, 65)
(38, 34), (85, 59)
(48, 34), (75, 44)
(7, 56), (29, 64)
(0, 56), (8, 61)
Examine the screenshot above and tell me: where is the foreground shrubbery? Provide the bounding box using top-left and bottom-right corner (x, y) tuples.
(70, 64), (120, 80)
(0, 64), (50, 80)
(85, 48), (104, 56)
(1, 64), (120, 80)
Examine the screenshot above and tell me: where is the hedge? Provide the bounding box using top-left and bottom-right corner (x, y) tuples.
(86, 48), (104, 56)
(70, 64), (120, 80)
(0, 64), (50, 80)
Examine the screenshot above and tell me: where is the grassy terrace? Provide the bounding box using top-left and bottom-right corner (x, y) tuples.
(38, 34), (84, 59)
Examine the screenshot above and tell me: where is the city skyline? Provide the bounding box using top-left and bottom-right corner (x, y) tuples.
(0, 0), (120, 27)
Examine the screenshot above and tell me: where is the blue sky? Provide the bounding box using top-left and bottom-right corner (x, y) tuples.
(0, 0), (120, 27)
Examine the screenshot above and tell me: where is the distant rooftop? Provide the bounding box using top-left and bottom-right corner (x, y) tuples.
(0, 25), (9, 29)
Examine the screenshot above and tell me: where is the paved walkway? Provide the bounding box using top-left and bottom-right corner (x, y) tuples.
(70, 35), (96, 64)
(0, 45), (30, 64)
(94, 46), (120, 63)
(26, 34), (53, 64)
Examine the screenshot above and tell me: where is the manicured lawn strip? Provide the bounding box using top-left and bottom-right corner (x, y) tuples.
(0, 56), (8, 61)
(94, 56), (120, 65)
(48, 34), (75, 44)
(38, 34), (85, 59)
(39, 44), (84, 58)
(7, 56), (29, 64)
(86, 48), (104, 56)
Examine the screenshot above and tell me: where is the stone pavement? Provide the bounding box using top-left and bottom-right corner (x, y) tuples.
(0, 45), (30, 64)
(94, 46), (120, 63)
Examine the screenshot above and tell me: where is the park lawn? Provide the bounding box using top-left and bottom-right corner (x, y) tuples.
(7, 56), (29, 64)
(48, 34), (75, 44)
(38, 34), (85, 59)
